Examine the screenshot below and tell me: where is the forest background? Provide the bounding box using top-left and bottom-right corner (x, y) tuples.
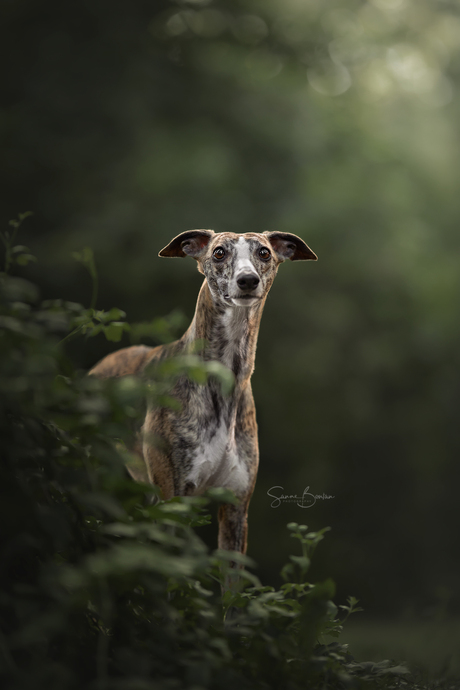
(1, 0), (460, 673)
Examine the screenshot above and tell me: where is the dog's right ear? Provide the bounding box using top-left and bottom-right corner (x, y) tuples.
(159, 230), (214, 258)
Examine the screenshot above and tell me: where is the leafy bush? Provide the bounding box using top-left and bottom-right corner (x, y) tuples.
(0, 227), (409, 690)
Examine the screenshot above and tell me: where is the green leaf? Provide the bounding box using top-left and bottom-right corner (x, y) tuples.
(383, 665), (411, 676)
(104, 307), (127, 322)
(1, 277), (39, 303)
(204, 487), (239, 504)
(15, 254), (37, 266)
(87, 324), (104, 337)
(103, 321), (130, 342)
(310, 578), (336, 601)
(289, 555), (311, 572)
(213, 549), (256, 569)
(281, 563), (295, 582)
(72, 246), (96, 279)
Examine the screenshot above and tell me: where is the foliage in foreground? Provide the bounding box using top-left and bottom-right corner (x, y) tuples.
(0, 246), (410, 689)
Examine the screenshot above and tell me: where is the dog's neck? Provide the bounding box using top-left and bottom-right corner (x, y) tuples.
(182, 279), (266, 382)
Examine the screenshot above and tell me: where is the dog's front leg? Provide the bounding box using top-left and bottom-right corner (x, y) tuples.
(218, 501), (249, 592)
(218, 501), (248, 553)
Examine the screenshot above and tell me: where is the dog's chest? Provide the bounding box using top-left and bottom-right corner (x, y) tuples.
(183, 398), (249, 497)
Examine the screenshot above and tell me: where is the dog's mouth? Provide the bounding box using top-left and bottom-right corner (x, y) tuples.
(225, 293), (261, 305)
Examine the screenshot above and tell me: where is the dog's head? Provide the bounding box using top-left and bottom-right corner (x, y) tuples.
(159, 230), (317, 308)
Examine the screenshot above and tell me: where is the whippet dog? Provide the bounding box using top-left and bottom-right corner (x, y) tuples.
(90, 230), (317, 557)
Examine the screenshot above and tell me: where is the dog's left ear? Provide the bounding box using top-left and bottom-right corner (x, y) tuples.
(159, 229), (215, 258)
(263, 232), (317, 262)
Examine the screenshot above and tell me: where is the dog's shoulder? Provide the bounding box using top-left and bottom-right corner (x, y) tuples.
(89, 344), (164, 379)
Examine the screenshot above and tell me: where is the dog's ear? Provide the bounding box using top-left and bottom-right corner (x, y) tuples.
(159, 230), (215, 258)
(263, 231), (317, 262)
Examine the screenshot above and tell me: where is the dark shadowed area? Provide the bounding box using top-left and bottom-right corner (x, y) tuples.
(2, 0), (460, 676)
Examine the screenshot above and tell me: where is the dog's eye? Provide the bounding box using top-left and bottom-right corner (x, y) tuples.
(213, 247), (226, 261)
(259, 247), (271, 261)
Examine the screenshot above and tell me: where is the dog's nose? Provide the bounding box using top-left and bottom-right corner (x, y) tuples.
(237, 274), (260, 291)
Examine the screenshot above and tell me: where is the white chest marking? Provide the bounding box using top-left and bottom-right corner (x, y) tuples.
(185, 420), (249, 496)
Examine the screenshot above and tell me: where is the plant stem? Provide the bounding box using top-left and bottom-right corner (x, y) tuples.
(90, 268), (98, 311)
(58, 324), (85, 346)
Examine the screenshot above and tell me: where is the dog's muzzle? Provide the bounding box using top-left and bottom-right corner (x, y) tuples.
(236, 274), (260, 292)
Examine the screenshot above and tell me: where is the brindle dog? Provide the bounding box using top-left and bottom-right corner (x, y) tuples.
(90, 230), (317, 559)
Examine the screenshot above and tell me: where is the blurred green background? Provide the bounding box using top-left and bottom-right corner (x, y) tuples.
(1, 0), (460, 672)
